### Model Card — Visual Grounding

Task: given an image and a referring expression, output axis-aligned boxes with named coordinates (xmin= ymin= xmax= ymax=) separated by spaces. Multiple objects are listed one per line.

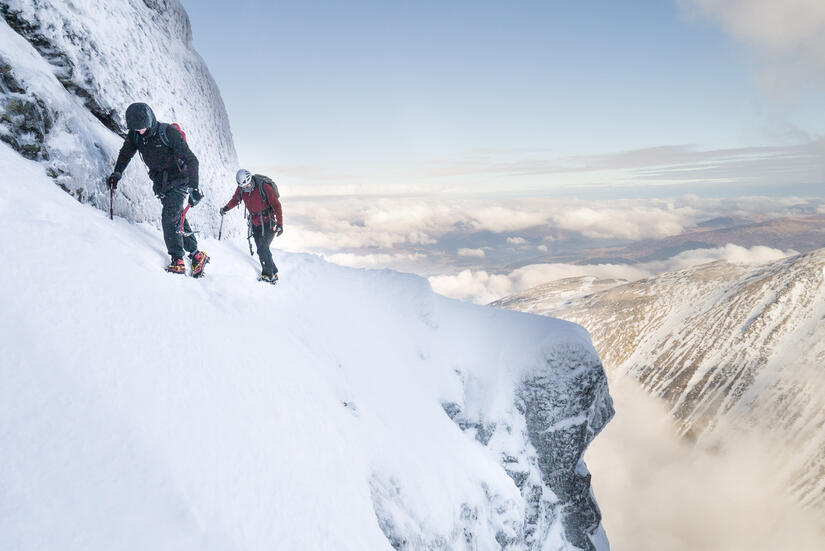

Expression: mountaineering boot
xmin=257 ymin=273 xmax=278 ymax=285
xmin=190 ymin=250 xmax=209 ymax=278
xmin=166 ymin=258 xmax=185 ymax=274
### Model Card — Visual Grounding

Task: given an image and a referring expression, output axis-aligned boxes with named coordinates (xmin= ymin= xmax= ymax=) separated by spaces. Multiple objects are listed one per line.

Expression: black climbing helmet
xmin=125 ymin=102 xmax=157 ymax=131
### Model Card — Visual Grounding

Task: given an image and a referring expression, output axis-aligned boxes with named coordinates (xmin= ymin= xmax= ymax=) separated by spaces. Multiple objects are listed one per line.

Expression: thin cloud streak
xmin=261 ymin=140 xmax=825 ymax=196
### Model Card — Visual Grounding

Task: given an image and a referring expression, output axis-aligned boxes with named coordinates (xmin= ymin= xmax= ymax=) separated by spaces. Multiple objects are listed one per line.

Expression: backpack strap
xmin=132 ymin=123 xmax=171 ymax=148
xmin=257 ymin=177 xmax=269 ymax=207
xmin=157 ymin=122 xmax=171 ymax=148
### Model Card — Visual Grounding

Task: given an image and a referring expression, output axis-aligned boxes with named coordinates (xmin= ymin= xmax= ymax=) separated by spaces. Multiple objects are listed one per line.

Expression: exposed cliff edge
xmin=495 ymin=250 xmax=825 ymax=509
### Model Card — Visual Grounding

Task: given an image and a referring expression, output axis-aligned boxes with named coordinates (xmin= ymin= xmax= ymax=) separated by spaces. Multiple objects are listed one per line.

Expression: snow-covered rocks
xmin=0 ymin=0 xmax=236 ymax=232
xmin=435 ymin=338 xmax=613 ymax=550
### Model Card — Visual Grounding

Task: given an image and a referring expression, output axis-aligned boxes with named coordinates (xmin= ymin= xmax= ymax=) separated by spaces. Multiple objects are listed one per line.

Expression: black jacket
xmin=114 ymin=124 xmax=199 ymax=193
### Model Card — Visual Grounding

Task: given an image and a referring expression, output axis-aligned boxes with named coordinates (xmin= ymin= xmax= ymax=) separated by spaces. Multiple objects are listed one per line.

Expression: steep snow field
xmin=0 ymin=145 xmax=610 ymax=550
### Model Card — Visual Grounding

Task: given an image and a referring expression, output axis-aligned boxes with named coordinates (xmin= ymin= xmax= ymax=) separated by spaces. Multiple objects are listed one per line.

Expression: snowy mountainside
xmin=0 ymin=145 xmax=613 ymax=550
xmin=494 ymin=252 xmax=825 ymax=507
xmin=0 ymin=0 xmax=236 ymax=233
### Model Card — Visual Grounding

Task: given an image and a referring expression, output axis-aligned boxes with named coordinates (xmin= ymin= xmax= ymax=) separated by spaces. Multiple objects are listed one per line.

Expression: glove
xmin=107 ymin=171 xmax=121 ymax=190
xmin=188 ymin=187 xmax=203 ymax=207
xmin=219 ymin=206 xmax=227 ymax=216
xmin=274 ymin=224 xmax=283 ymax=237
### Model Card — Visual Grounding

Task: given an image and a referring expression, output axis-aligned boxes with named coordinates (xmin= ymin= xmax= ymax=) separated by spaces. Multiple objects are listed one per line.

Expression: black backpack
xmin=254 ymin=174 xmax=279 ymax=199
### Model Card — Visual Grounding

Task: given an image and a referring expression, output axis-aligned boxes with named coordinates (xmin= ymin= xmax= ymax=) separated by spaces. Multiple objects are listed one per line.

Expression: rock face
xmin=0 ymin=0 xmax=237 ymax=233
xmin=515 ymin=342 xmax=613 ymax=550
xmin=495 ymin=249 xmax=825 ymax=508
xmin=422 ymin=308 xmax=614 ymax=551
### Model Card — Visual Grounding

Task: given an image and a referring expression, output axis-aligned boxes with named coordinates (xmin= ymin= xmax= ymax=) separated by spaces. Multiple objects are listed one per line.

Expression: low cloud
xmin=587 ymin=377 xmax=825 ymax=551
xmin=284 ymin=197 xmax=556 ymax=254
xmin=284 ymin=195 xmax=781 ymax=256
xmin=427 ymin=270 xmax=514 ymax=305
xmin=637 ymin=244 xmax=798 ymax=277
xmin=276 ymin=192 xmax=818 ymax=304
xmin=323 ymin=252 xmax=425 ymax=268
xmin=552 ymin=204 xmax=694 ymax=240
xmin=674 ymin=243 xmax=796 ymax=266
xmin=430 ymin=244 xmax=796 ymax=304
xmin=429 ymin=263 xmax=651 ymax=305
xmin=464 ymin=205 xmax=548 ymax=233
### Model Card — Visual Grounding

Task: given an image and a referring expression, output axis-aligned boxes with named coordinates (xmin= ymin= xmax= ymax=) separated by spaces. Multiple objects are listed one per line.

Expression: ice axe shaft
xmin=177 ymin=204 xmax=199 ymax=237
xmin=109 ymin=184 xmax=113 ymax=220
xmin=247 ymin=219 xmax=254 ymax=256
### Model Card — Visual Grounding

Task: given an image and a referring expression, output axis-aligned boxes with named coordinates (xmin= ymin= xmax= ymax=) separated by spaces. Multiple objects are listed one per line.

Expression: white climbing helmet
xmin=236 ymin=169 xmax=253 ymax=191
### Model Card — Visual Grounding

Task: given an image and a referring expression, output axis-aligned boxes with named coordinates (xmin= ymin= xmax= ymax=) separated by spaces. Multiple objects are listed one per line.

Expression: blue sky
xmin=180 ymin=0 xmax=825 ymax=195
xmin=179 ymin=1 xmax=825 ymax=302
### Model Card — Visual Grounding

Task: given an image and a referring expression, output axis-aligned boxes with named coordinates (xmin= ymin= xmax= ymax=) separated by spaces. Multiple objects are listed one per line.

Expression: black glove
xmin=107 ymin=171 xmax=121 ymax=190
xmin=275 ymin=224 xmax=283 ymax=237
xmin=219 ymin=206 xmax=227 ymax=216
xmin=188 ymin=187 xmax=203 ymax=207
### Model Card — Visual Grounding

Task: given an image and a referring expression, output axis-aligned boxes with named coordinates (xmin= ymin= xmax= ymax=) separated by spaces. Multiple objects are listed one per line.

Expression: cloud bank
xmin=587 ymin=377 xmax=825 ymax=551
xmin=280 ymin=194 xmax=817 ymax=264
xmin=272 ymin=192 xmax=820 ymax=304
xmin=429 ymin=244 xmax=798 ymax=304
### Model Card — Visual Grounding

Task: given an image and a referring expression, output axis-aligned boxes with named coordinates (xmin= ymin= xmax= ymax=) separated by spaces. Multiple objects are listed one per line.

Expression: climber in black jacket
xmin=108 ymin=102 xmax=208 ymax=276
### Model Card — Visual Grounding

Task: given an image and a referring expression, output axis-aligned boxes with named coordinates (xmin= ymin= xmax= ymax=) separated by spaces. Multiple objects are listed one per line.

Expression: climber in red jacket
xmin=220 ymin=169 xmax=283 ymax=284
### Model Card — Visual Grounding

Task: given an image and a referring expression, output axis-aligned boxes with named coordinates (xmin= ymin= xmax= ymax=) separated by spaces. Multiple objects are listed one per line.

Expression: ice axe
xmin=177 ymin=204 xmax=199 ymax=237
xmin=218 ymin=211 xmax=224 ymax=240
xmin=109 ymin=182 xmax=113 ymax=220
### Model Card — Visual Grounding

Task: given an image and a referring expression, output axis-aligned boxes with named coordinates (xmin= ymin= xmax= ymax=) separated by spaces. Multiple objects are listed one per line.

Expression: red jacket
xmin=224 ymin=179 xmax=283 ymax=227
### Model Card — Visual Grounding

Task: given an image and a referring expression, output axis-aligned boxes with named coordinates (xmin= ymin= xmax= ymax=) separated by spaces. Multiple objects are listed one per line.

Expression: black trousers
xmin=160 ymin=185 xmax=197 ymax=260
xmin=252 ymin=223 xmax=278 ymax=276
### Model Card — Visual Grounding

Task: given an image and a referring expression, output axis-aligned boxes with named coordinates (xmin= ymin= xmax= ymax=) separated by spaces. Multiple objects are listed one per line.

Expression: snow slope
xmin=0 ymin=144 xmax=613 ymax=550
